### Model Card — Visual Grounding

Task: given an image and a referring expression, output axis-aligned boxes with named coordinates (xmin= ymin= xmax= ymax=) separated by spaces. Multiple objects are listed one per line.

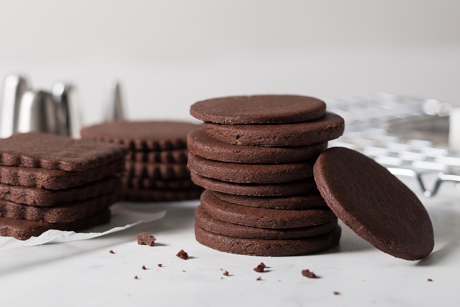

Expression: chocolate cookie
xmin=191 ymin=172 xmax=318 ymax=197
xmin=195 ymin=224 xmax=341 ymax=256
xmin=126 ymin=149 xmax=188 ymax=164
xmin=190 ymin=95 xmax=326 ymax=124
xmin=125 ymin=161 xmax=190 ymax=180
xmin=203 ymin=112 xmax=344 ymax=147
xmin=313 ymin=147 xmax=434 ymax=260
xmin=0 ymin=177 xmax=122 ymax=206
xmin=0 ymin=132 xmax=128 ymax=171
xmin=212 ymin=191 xmax=327 ymax=210
xmin=187 ymin=129 xmax=327 ymax=164
xmin=200 ymin=190 xmax=336 ymax=229
xmin=195 ymin=205 xmax=338 ymax=240
xmin=188 ymin=153 xmax=314 ymax=184
xmin=123 ymin=187 xmax=203 ymax=202
xmin=0 ymin=160 xmax=125 ymax=190
xmin=80 ymin=121 xmax=200 ymax=151
xmin=123 ymin=176 xmax=196 ymax=190
xmin=0 ymin=193 xmax=121 ymax=223
xmin=0 ymin=209 xmax=111 ymax=240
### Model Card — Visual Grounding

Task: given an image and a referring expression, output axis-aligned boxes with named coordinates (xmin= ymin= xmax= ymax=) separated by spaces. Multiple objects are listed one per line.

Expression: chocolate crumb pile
xmin=254 ymin=262 xmax=266 ymax=272
xmin=142 ymin=265 xmax=146 ymax=270
xmin=223 ymin=271 xmax=229 ymax=276
xmin=109 ymin=250 xmax=115 ymax=254
xmin=301 ymin=269 xmax=316 ymax=278
xmin=136 ymin=232 xmax=156 ymax=246
xmin=158 ymin=264 xmax=163 ymax=267
xmin=176 ymin=249 xmax=189 ymax=260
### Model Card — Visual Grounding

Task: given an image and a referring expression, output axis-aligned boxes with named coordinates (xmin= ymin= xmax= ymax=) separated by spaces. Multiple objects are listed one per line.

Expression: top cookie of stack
xmin=188 ymin=95 xmax=345 ymax=256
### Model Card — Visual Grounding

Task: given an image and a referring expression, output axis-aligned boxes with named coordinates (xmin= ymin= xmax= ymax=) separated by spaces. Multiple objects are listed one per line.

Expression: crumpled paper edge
xmin=0 ymin=202 xmax=166 ymax=251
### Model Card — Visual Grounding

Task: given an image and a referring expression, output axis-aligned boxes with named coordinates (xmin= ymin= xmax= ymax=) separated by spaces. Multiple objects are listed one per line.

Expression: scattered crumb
xmin=221 ymin=277 xmax=223 ymax=280
xmin=428 ymin=279 xmax=433 ymax=282
xmin=220 ymin=268 xmax=223 ymax=271
xmin=333 ymin=291 xmax=340 ymax=295
xmin=158 ymin=264 xmax=163 ymax=267
xmin=134 ymin=276 xmax=138 ymax=280
xmin=109 ymin=250 xmax=115 ymax=254
xmin=142 ymin=265 xmax=146 ymax=270
xmin=177 ymin=249 xmax=189 ymax=260
xmin=183 ymin=270 xmax=186 ymax=272
xmin=256 ymin=277 xmax=262 ymax=281
xmin=254 ymin=262 xmax=266 ymax=272
xmin=301 ymin=269 xmax=316 ymax=278
xmin=136 ymin=232 xmax=156 ymax=246
xmin=223 ymin=271 xmax=229 ymax=276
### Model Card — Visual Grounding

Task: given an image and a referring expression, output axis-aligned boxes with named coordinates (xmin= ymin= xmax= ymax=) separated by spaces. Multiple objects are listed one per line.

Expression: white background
xmin=0 ymin=0 xmax=459 ymax=124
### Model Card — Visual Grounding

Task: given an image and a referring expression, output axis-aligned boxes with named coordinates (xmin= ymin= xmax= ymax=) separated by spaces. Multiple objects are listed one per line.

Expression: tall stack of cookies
xmin=188 ymin=95 xmax=345 ymax=256
xmin=81 ymin=121 xmax=203 ymax=202
xmin=0 ymin=132 xmax=128 ymax=240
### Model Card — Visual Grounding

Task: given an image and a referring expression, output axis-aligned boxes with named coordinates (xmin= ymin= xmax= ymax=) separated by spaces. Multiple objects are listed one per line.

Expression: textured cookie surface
xmin=126 ymin=149 xmax=188 ymax=164
xmin=195 ymin=224 xmax=341 ymax=256
xmin=0 ymin=177 xmax=122 ymax=206
xmin=125 ymin=161 xmax=190 ymax=180
xmin=0 ymin=160 xmax=125 ymax=190
xmin=195 ymin=205 xmax=338 ymax=240
xmin=0 ymin=193 xmax=121 ymax=223
xmin=212 ymin=191 xmax=327 ymax=210
xmin=188 ymin=153 xmax=314 ymax=184
xmin=0 ymin=209 xmax=111 ymax=240
xmin=80 ymin=121 xmax=200 ymax=151
xmin=123 ymin=176 xmax=197 ymax=190
xmin=204 ymin=112 xmax=344 ymax=147
xmin=123 ymin=187 xmax=203 ymax=202
xmin=313 ymin=147 xmax=434 ymax=260
xmin=200 ymin=190 xmax=336 ymax=229
xmin=188 ymin=129 xmax=326 ymax=164
xmin=190 ymin=95 xmax=326 ymax=124
xmin=191 ymin=172 xmax=318 ymax=197
xmin=0 ymin=132 xmax=128 ymax=171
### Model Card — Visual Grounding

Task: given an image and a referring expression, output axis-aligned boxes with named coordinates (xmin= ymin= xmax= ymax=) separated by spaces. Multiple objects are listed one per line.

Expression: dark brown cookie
xmin=212 ymin=191 xmax=327 ymax=210
xmin=126 ymin=149 xmax=188 ymax=164
xmin=195 ymin=224 xmax=341 ymax=256
xmin=125 ymin=161 xmax=190 ymax=180
xmin=0 ymin=160 xmax=125 ymax=190
xmin=0 ymin=193 xmax=121 ymax=223
xmin=123 ymin=187 xmax=203 ymax=202
xmin=0 ymin=209 xmax=111 ymax=240
xmin=0 ymin=177 xmax=122 ymax=207
xmin=191 ymin=172 xmax=318 ymax=197
xmin=204 ymin=112 xmax=344 ymax=147
xmin=200 ymin=190 xmax=336 ymax=229
xmin=188 ymin=153 xmax=314 ymax=184
xmin=0 ymin=132 xmax=128 ymax=171
xmin=123 ymin=176 xmax=197 ymax=190
xmin=313 ymin=147 xmax=434 ymax=260
xmin=195 ymin=205 xmax=338 ymax=240
xmin=190 ymin=95 xmax=326 ymax=124
xmin=187 ymin=129 xmax=327 ymax=164
xmin=80 ymin=121 xmax=200 ymax=151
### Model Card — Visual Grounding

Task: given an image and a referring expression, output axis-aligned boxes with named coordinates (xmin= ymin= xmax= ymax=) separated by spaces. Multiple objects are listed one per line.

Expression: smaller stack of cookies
xmin=81 ymin=121 xmax=203 ymax=202
xmin=188 ymin=95 xmax=345 ymax=256
xmin=0 ymin=132 xmax=128 ymax=240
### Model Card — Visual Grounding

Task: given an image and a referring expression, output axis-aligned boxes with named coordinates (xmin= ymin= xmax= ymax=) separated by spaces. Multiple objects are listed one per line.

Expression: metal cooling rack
xmin=325 ymin=93 xmax=460 ymax=197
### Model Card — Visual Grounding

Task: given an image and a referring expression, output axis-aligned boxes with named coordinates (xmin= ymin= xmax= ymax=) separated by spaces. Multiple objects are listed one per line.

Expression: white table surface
xmin=0 ymin=176 xmax=458 ymax=307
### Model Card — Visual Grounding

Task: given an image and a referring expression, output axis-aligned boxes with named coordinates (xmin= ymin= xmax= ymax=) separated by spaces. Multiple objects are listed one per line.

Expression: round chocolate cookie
xmin=212 ymin=191 xmax=327 ymax=210
xmin=195 ymin=224 xmax=341 ymax=256
xmin=187 ymin=129 xmax=327 ymax=164
xmin=313 ymin=147 xmax=434 ymax=260
xmin=125 ymin=161 xmax=190 ymax=180
xmin=203 ymin=112 xmax=344 ymax=147
xmin=188 ymin=153 xmax=314 ymax=184
xmin=191 ymin=172 xmax=318 ymax=197
xmin=190 ymin=95 xmax=326 ymax=125
xmin=80 ymin=121 xmax=200 ymax=151
xmin=195 ymin=205 xmax=338 ymax=240
xmin=200 ymin=190 xmax=336 ymax=229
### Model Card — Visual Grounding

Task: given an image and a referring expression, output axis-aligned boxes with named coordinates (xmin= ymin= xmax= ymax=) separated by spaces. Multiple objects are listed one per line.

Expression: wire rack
xmin=326 ymin=93 xmax=460 ymax=197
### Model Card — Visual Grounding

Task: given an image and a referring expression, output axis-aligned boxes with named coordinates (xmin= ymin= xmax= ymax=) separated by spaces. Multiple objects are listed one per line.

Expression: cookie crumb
xmin=221 ymin=277 xmax=224 ymax=280
xmin=176 ymin=249 xmax=189 ymax=260
xmin=183 ymin=270 xmax=186 ymax=272
xmin=134 ymin=276 xmax=138 ymax=279
xmin=428 ymin=279 xmax=433 ymax=282
xmin=333 ymin=291 xmax=340 ymax=295
xmin=256 ymin=277 xmax=262 ymax=281
xmin=158 ymin=264 xmax=163 ymax=267
xmin=136 ymin=232 xmax=156 ymax=246
xmin=253 ymin=262 xmax=266 ymax=272
xmin=142 ymin=265 xmax=146 ymax=270
xmin=109 ymin=250 xmax=115 ymax=254
xmin=223 ymin=271 xmax=229 ymax=276
xmin=301 ymin=269 xmax=316 ymax=278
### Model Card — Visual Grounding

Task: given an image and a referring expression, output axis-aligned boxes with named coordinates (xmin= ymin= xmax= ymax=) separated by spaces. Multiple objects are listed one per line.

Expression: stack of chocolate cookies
xmin=188 ymin=95 xmax=345 ymax=256
xmin=81 ymin=121 xmax=203 ymax=202
xmin=0 ymin=132 xmax=128 ymax=240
